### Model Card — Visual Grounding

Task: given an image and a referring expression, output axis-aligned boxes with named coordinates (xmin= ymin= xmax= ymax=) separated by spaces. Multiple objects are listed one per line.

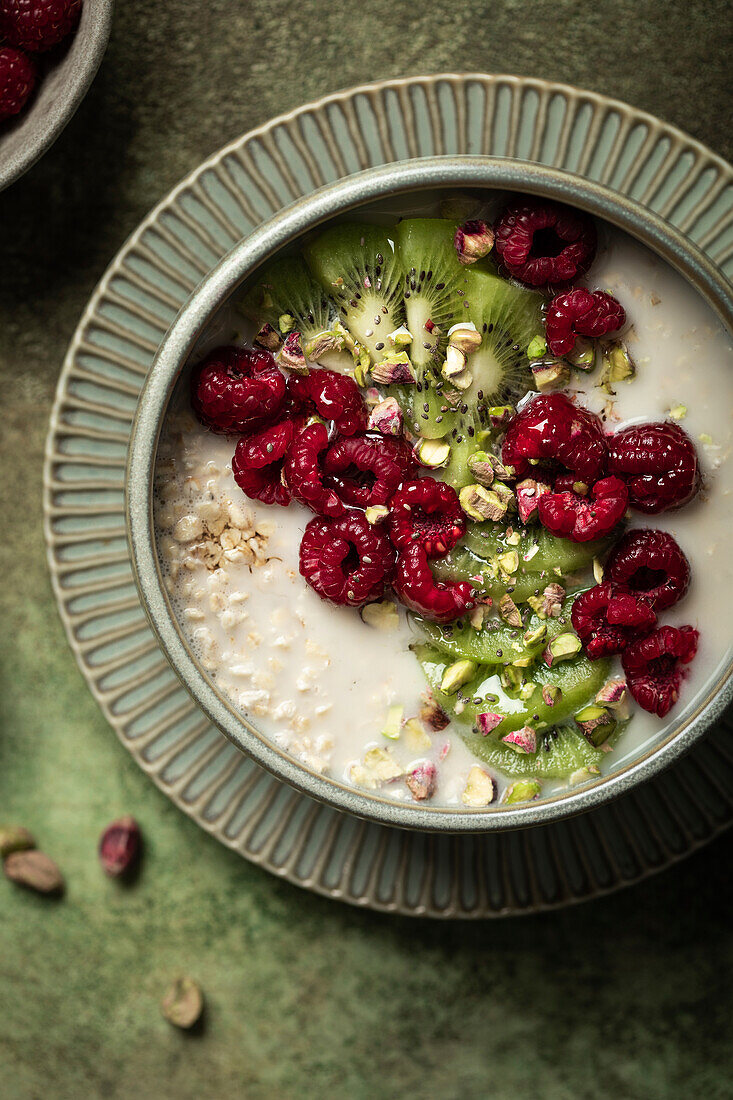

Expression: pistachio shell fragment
xmin=0 ymin=824 xmax=36 ymax=858
xmin=440 ymin=659 xmax=478 ymax=695
xmin=4 ymin=850 xmax=64 ymax=895
xmin=462 ymin=766 xmax=497 ymax=807
xmin=161 ymin=978 xmax=204 ymax=1030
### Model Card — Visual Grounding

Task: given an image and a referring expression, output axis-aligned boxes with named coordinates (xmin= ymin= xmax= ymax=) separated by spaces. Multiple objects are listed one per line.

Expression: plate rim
xmin=44 ymin=73 xmax=733 ymax=916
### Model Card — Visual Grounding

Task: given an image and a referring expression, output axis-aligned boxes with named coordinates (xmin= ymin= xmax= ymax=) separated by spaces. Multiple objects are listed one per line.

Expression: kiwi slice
xmin=303 ymin=223 xmax=405 ymax=361
xmin=415 ymin=642 xmax=610 ymax=742
xmin=463 ymin=723 xmax=616 ymax=779
xmin=239 ymin=256 xmax=353 ymax=372
xmin=389 ymin=219 xmax=465 ymax=437
xmin=415 ymin=603 xmax=570 ymax=665
xmin=463 ymin=268 xmax=544 ymax=404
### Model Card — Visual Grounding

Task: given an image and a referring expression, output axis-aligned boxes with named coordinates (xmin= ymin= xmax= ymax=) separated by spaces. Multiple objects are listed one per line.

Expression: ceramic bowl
xmin=0 ymin=0 xmax=113 ymax=192
xmin=127 ymin=156 xmax=733 ymax=832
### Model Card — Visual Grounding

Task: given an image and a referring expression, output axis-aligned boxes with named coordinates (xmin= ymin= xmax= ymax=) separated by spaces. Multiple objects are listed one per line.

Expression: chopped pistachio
xmin=406 ymin=761 xmax=437 ymax=802
xmin=254 ymin=322 xmax=281 ymax=351
xmin=497 ymin=549 xmax=519 ymax=575
xmin=459 ymin=484 xmax=503 ymax=522
xmin=362 ymin=747 xmax=404 ymax=783
xmin=498 ymin=594 xmax=522 ymax=628
xmin=592 ymin=557 xmax=604 ymax=584
xmin=505 ymin=529 xmax=521 ymax=546
xmin=574 ymin=704 xmax=617 ymax=747
xmin=503 ymin=778 xmax=542 ymax=804
xmin=516 ymin=477 xmax=551 ymax=524
xmin=595 ymin=679 xmax=630 ymax=719
xmin=441 ymin=659 xmax=477 ymax=695
xmin=277 ymin=331 xmax=308 ymax=374
xmin=278 ymin=312 xmax=295 ymax=334
xmin=447 ymin=322 xmax=482 ymax=354
xmin=669 ymin=404 xmax=687 ymax=421
xmin=527 ymin=335 xmax=547 ymax=360
xmin=600 ymin=340 xmax=635 ymax=390
xmin=420 ymin=695 xmax=450 ymax=731
xmin=541 ymin=684 xmax=561 ymax=707
xmin=523 ymin=622 xmax=547 ymax=647
xmin=161 ymin=978 xmax=204 ymax=1030
xmin=699 ymin=432 xmax=713 ymax=445
xmin=404 ymin=719 xmax=432 ymax=751
xmin=450 ymin=366 xmax=473 ymax=390
xmin=518 ymin=681 xmax=537 ymax=700
xmin=565 ymin=336 xmax=595 ymax=371
xmin=371 ymin=350 xmax=416 ymax=385
xmin=368 ymin=396 xmax=403 ymax=436
xmin=500 ymin=726 xmax=537 ymax=754
xmin=469 ymin=605 xmax=487 ymax=630
xmin=476 ymin=712 xmax=504 ymax=735
xmin=569 ymin=764 xmax=601 ymax=786
xmin=365 ymin=504 xmax=389 ymax=525
xmin=454 ymin=220 xmax=495 ymax=265
xmin=501 ymin=666 xmax=524 ymax=692
xmin=466 ymin=450 xmax=495 ymax=487
xmin=488 ymin=405 xmax=513 ymax=428
xmin=462 ymin=766 xmax=496 ymax=807
xmin=543 ymin=632 xmax=581 ymax=666
xmin=442 ymin=343 xmax=467 ymax=377
xmin=360 ymin=600 xmax=399 ymax=631
xmin=531 ymin=359 xmax=570 ymax=391
xmin=416 ymin=437 xmax=451 ymax=468
xmin=387 ymin=325 xmax=413 ymax=347
xmin=305 ymin=327 xmax=346 ymax=361
xmin=381 ymin=704 xmax=404 ymax=740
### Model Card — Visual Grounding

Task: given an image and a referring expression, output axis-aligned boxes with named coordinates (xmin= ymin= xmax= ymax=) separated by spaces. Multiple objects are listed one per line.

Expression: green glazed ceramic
xmin=46 ymin=76 xmax=733 ymax=915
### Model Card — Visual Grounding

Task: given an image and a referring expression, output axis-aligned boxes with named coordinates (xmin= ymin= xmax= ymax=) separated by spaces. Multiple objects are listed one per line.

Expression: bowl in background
xmin=0 ymin=0 xmax=113 ymax=192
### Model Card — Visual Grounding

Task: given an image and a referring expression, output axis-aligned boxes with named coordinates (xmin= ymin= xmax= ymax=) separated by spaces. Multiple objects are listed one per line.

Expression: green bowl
xmin=127 ymin=156 xmax=733 ymax=832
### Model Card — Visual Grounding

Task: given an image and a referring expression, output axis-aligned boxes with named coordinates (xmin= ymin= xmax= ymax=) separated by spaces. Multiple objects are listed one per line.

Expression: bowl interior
xmin=0 ymin=0 xmax=113 ymax=192
xmin=129 ymin=158 xmax=733 ymax=832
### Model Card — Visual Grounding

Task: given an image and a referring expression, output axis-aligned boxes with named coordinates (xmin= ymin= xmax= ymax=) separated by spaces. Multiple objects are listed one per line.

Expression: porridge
xmin=154 ymin=195 xmax=733 ymax=808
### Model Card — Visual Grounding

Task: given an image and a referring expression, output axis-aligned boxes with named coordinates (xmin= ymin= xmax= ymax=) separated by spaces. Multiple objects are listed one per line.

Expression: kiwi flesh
xmin=304 ymin=223 xmax=405 ymax=362
xmin=239 ymin=256 xmax=353 ymax=372
xmin=415 ymin=603 xmax=571 ymax=665
xmin=463 ymin=268 xmax=544 ymax=405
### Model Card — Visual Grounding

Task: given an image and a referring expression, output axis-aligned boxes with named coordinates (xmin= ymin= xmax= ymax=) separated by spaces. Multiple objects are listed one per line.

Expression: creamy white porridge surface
xmin=154 ymin=228 xmax=733 ymax=807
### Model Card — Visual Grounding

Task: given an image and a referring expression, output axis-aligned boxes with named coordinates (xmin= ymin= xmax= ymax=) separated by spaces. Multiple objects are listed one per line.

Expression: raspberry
xmin=1 ymin=0 xmax=81 ymax=52
xmin=493 ymin=199 xmax=597 ymax=288
xmin=232 ymin=420 xmax=296 ymax=508
xmin=538 ymin=475 xmax=628 ymax=542
xmin=191 ymin=346 xmax=285 ymax=435
xmin=0 ymin=46 xmax=35 ymax=120
xmin=545 ymin=288 xmax=626 ymax=356
xmin=322 ymin=434 xmax=416 ymax=509
xmin=609 ymin=421 xmax=700 ymax=513
xmin=392 ymin=543 xmax=476 ymax=623
xmin=388 ymin=478 xmax=466 ymax=559
xmin=605 ymin=529 xmax=690 ymax=611
xmin=571 ymin=583 xmax=656 ymax=660
xmin=299 ymin=512 xmax=395 ymax=606
xmin=288 ymin=369 xmax=367 ymax=436
xmin=622 ymin=625 xmax=699 ymax=717
xmin=501 ymin=393 xmax=608 ymax=483
xmin=284 ymin=422 xmax=344 ymax=518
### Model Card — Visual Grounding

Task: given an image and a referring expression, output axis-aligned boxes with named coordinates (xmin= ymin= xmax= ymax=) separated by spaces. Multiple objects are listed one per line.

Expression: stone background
xmin=1 ymin=1 xmax=732 ymax=1096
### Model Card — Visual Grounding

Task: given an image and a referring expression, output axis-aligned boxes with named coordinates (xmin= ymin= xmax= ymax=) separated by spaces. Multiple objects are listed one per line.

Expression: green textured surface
xmin=1 ymin=1 xmax=732 ymax=1096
